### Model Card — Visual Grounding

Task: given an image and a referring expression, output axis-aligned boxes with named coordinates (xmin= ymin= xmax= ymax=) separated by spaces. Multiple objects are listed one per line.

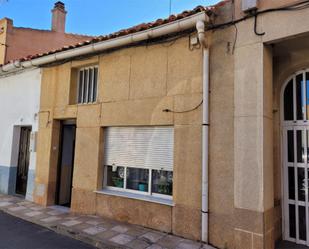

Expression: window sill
xmin=95 ymin=189 xmax=174 ymax=207
xmin=76 ymin=102 xmax=98 ymax=106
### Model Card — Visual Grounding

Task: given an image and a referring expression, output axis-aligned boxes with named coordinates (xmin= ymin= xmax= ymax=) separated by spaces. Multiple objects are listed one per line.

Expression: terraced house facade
xmin=3 ymin=0 xmax=309 ymax=248
xmin=34 ymin=10 xmax=206 ymax=241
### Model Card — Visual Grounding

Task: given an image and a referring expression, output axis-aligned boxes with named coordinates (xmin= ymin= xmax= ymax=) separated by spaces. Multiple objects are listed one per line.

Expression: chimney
xmin=51 ymin=1 xmax=67 ymax=33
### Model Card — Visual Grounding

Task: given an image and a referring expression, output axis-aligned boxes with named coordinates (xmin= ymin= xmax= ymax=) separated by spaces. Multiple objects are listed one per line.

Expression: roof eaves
xmin=0 ymin=1 xmax=229 ymax=71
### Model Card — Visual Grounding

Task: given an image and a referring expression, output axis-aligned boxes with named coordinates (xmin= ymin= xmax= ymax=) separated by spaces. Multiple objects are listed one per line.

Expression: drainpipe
xmin=196 ymin=20 xmax=209 ymax=243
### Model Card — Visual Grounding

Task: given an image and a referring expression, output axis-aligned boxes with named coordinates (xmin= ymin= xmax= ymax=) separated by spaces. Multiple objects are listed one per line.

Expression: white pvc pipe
xmin=202 ymin=48 xmax=209 ymax=243
xmin=0 ymin=12 xmax=208 ymax=74
xmin=196 ymin=20 xmax=209 ymax=243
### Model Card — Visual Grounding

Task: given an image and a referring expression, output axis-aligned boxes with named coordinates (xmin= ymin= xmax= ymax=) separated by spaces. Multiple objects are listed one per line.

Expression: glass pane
xmin=299 ymin=206 xmax=307 ymax=241
xmin=105 ymin=165 xmax=124 ymax=188
xmin=88 ymin=68 xmax=93 ymax=102
xmin=289 ymin=204 xmax=296 ymax=239
xmin=307 ymin=130 xmax=309 ymax=163
xmin=307 ymin=72 xmax=309 ymax=120
xmin=284 ymin=79 xmax=294 ymax=121
xmin=297 ymin=130 xmax=304 ymax=163
xmin=288 ymin=130 xmax=294 ymax=163
xmin=83 ymin=69 xmax=88 ymax=103
xmin=297 ymin=74 xmax=304 ymax=120
xmin=78 ymin=70 xmax=84 ymax=103
xmin=126 ymin=168 xmax=149 ymax=192
xmin=288 ymin=167 xmax=295 ymax=200
xmin=151 ymin=170 xmax=173 ymax=196
xmin=93 ymin=68 xmax=98 ymax=102
xmin=298 ymin=167 xmax=305 ymax=202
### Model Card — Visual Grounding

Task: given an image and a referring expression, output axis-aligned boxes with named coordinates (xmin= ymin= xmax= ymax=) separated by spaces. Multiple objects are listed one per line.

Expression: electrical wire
xmin=254 ymin=14 xmax=265 ymax=36
xmin=232 ymin=23 xmax=238 ymax=53
xmin=41 ymin=29 xmax=196 ymax=68
xmin=162 ymin=100 xmax=203 ymax=113
xmin=231 ymin=0 xmax=237 ymax=54
xmin=42 ymin=0 xmax=309 ymax=68
xmin=207 ymin=0 xmax=309 ymax=33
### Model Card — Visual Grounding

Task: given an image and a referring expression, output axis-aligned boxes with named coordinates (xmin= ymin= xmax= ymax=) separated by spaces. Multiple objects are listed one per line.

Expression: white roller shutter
xmin=104 ymin=126 xmax=174 ymax=171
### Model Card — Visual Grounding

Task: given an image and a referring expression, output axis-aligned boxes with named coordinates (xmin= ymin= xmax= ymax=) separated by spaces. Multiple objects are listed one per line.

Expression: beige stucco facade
xmin=30 ymin=1 xmax=309 ymax=248
xmin=211 ymin=1 xmax=309 ymax=248
xmin=34 ymin=37 xmax=204 ymax=240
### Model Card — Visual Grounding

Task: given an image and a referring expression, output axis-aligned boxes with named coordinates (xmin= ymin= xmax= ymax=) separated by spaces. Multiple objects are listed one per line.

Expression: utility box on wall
xmin=242 ymin=0 xmax=258 ymax=12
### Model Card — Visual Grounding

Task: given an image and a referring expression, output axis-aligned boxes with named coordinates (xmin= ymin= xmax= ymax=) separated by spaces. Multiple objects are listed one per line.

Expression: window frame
xmin=77 ymin=65 xmax=98 ymax=104
xmin=103 ymin=165 xmax=173 ymax=200
xmin=102 ymin=126 xmax=174 ymax=200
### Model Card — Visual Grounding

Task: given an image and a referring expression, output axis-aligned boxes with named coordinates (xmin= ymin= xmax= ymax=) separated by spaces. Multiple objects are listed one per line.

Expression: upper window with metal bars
xmin=77 ymin=66 xmax=98 ymax=104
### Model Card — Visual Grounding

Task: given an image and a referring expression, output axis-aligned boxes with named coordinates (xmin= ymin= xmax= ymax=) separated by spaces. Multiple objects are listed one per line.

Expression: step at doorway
xmin=276 ymin=240 xmax=309 ymax=249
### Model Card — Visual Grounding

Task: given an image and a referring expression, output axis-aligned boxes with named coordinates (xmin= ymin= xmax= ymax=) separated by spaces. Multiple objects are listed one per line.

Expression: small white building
xmin=0 ymin=68 xmax=40 ymax=200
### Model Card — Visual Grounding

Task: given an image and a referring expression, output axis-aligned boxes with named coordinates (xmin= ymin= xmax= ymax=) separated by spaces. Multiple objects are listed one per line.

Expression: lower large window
xmin=103 ymin=126 xmax=174 ymax=198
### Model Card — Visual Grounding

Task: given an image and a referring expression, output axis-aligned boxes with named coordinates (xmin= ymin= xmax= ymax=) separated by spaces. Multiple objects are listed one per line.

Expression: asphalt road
xmin=0 ymin=211 xmax=96 ymax=249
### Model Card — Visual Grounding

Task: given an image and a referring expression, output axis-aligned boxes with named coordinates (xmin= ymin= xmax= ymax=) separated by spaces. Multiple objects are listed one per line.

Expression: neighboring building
xmin=0 ymin=1 xmax=93 ymax=64
xmin=0 ymin=1 xmax=93 ymax=201
xmin=0 ymin=68 xmax=40 ymax=201
xmin=2 ymin=0 xmax=309 ymax=248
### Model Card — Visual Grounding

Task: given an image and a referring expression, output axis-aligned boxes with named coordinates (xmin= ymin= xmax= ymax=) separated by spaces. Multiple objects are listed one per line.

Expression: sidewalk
xmin=0 ymin=194 xmax=216 ymax=249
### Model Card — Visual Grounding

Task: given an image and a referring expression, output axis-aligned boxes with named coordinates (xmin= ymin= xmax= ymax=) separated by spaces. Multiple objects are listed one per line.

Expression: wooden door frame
xmin=55 ymin=120 xmax=76 ymax=207
xmin=15 ymin=126 xmax=32 ymax=196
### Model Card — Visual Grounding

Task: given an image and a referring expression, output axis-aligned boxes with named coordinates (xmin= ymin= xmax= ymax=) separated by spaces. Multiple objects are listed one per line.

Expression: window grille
xmin=77 ymin=66 xmax=98 ymax=104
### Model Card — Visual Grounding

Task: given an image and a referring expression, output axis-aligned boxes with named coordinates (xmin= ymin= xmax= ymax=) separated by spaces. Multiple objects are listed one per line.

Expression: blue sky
xmin=0 ymin=0 xmax=219 ymax=36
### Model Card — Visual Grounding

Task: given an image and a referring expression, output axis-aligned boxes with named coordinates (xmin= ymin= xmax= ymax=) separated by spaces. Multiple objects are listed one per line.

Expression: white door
xmin=282 ymin=70 xmax=309 ymax=246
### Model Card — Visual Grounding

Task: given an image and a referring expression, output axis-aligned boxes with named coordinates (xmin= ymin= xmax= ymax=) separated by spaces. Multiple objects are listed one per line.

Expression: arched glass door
xmin=282 ymin=70 xmax=309 ymax=246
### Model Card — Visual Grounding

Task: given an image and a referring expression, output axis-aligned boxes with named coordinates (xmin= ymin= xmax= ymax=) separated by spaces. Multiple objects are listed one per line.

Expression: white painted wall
xmin=0 ymin=68 xmax=41 ymax=200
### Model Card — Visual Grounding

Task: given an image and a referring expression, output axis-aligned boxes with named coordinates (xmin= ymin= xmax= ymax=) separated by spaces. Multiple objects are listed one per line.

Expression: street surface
xmin=0 ymin=211 xmax=95 ymax=249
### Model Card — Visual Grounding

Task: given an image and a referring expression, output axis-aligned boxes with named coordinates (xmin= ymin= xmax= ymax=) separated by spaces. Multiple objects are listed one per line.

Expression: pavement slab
xmin=0 ymin=201 xmax=13 ymax=207
xmin=83 ymin=226 xmax=107 ymax=235
xmin=176 ymin=240 xmax=203 ymax=249
xmin=0 ymin=194 xmax=216 ymax=249
xmin=47 ymin=210 xmax=66 ymax=215
xmin=86 ymin=220 xmax=101 ymax=226
xmin=127 ymin=238 xmax=151 ymax=249
xmin=157 ymin=235 xmax=184 ymax=248
xmin=41 ymin=216 xmax=62 ymax=223
xmin=30 ymin=206 xmax=46 ymax=211
xmin=109 ymin=233 xmax=135 ymax=245
xmin=8 ymin=206 xmax=27 ymax=212
xmin=97 ymin=229 xmax=120 ymax=240
xmin=146 ymin=245 xmax=167 ymax=249
xmin=141 ymin=231 xmax=166 ymax=243
xmin=112 ymin=224 xmax=129 ymax=233
xmin=24 ymin=211 xmax=43 ymax=217
xmin=61 ymin=219 xmax=83 ymax=227
xmin=125 ymin=227 xmax=148 ymax=237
